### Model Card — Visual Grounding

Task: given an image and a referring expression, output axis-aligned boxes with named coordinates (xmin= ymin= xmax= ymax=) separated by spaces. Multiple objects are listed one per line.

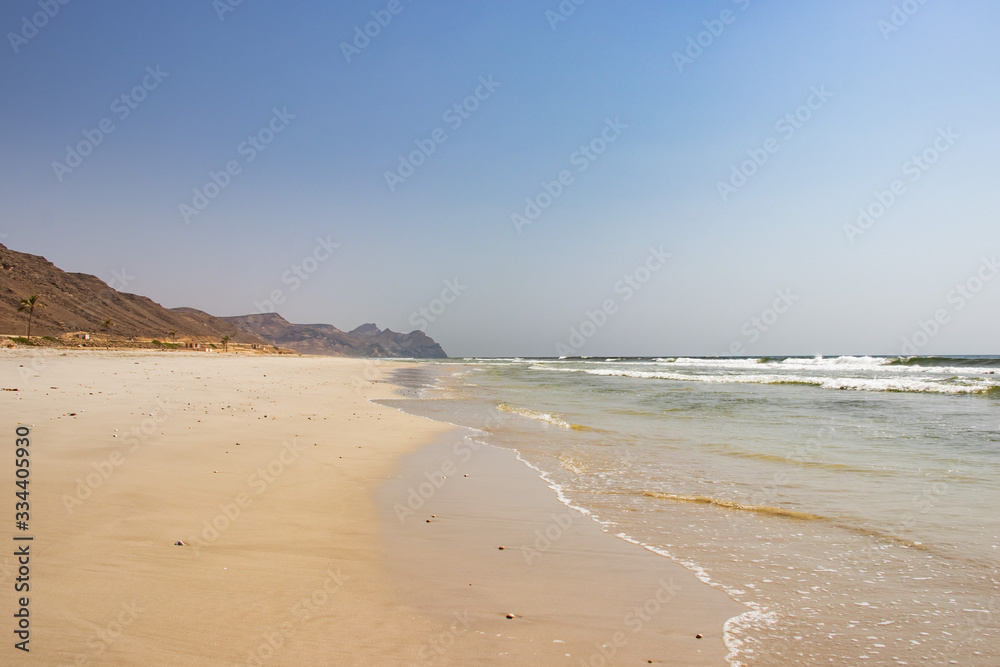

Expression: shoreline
xmin=383 ymin=357 xmax=1000 ymax=665
xmin=376 ymin=385 xmax=747 ymax=665
xmin=2 ymin=350 xmax=746 ymax=665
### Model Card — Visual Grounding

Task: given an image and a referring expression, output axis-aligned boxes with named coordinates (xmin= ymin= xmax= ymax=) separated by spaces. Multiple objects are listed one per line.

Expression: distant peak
xmin=222 ymin=311 xmax=292 ymax=325
xmin=350 ymin=323 xmax=381 ymax=336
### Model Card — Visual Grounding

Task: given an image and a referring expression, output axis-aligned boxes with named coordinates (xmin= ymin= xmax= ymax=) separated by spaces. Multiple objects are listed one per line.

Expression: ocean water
xmin=385 ymin=356 xmax=1000 ymax=666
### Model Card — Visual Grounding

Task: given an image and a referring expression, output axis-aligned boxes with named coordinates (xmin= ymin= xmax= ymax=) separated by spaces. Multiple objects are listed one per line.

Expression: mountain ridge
xmin=0 ymin=242 xmax=447 ymax=357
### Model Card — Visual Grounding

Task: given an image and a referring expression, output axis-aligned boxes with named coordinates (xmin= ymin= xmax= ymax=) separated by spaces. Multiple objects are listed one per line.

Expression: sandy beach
xmin=378 ymin=430 xmax=745 ymax=665
xmin=0 ymin=350 xmax=740 ymax=665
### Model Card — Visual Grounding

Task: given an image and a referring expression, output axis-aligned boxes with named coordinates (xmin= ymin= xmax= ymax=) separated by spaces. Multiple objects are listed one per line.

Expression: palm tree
xmin=221 ymin=335 xmax=231 ymax=352
xmin=101 ymin=319 xmax=113 ymax=350
xmin=168 ymin=329 xmax=176 ymax=341
xmin=16 ymin=295 xmax=43 ymax=341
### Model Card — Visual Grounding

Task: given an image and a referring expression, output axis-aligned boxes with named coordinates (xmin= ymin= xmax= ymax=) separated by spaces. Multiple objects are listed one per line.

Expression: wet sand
xmin=377 ymin=428 xmax=746 ymax=665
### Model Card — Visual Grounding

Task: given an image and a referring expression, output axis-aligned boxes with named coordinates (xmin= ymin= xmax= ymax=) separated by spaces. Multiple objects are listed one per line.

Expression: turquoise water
xmin=389 ymin=356 xmax=1000 ymax=666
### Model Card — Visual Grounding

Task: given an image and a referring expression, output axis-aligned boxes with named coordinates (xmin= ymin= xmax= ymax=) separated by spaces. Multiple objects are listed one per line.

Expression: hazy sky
xmin=2 ymin=1 xmax=998 ymax=357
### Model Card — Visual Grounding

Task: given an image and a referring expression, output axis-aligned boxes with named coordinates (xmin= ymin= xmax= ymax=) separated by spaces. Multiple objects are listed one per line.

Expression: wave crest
xmin=496 ymin=403 xmax=593 ymax=430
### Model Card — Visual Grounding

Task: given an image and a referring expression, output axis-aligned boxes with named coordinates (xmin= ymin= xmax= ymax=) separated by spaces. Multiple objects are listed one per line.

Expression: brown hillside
xmin=0 ymin=243 xmax=265 ymax=343
xmin=0 ymin=243 xmax=448 ymax=357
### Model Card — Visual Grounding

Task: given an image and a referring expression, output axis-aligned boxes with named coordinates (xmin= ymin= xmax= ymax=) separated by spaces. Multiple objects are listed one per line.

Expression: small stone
xmin=498 ymin=546 xmax=505 ymax=550
xmin=174 ymin=541 xmax=185 ymax=546
xmin=695 ymin=634 xmax=703 ymax=639
xmin=426 ymin=519 xmax=432 ymax=523
xmin=506 ymin=613 xmax=515 ymax=619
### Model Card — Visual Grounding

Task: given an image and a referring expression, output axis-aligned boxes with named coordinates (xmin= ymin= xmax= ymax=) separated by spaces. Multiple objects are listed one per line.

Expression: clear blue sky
xmin=2 ymin=0 xmax=998 ymax=357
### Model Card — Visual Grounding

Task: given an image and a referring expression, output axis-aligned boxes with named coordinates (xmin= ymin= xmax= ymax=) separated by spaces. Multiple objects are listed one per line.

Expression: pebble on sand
xmin=506 ymin=614 xmax=515 ymax=619
xmin=695 ymin=634 xmax=703 ymax=639
xmin=174 ymin=541 xmax=185 ymax=546
xmin=498 ymin=546 xmax=505 ymax=550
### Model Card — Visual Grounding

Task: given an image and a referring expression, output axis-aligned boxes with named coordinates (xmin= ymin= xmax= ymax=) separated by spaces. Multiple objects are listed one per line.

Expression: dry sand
xmin=0 ymin=350 xmax=743 ymax=665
